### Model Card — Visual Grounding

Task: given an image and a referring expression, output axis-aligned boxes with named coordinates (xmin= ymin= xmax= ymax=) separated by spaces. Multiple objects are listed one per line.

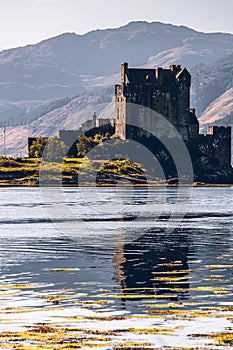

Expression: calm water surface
xmin=0 ymin=187 xmax=232 ymax=349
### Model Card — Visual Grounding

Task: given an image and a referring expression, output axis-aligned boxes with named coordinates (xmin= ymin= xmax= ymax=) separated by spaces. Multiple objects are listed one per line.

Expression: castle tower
xmin=92 ymin=111 xmax=97 ymax=128
xmin=189 ymin=109 xmax=199 ymax=138
xmin=115 ymin=64 xmax=128 ymax=139
xmin=115 ymin=62 xmax=195 ymax=142
xmin=175 ymin=68 xmax=191 ymax=141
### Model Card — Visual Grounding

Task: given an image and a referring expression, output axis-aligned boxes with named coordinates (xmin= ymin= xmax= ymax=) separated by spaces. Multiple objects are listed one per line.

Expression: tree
xmin=77 ymin=134 xmax=100 ymax=157
xmin=77 ymin=133 xmax=117 ymax=158
xmin=29 ymin=137 xmax=48 ymax=158
xmin=94 ymin=133 xmax=102 ymax=143
xmin=43 ymin=136 xmax=67 ymax=161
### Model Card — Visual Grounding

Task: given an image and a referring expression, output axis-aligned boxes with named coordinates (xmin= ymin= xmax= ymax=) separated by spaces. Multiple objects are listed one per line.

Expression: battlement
xmin=207 ymin=126 xmax=231 ymax=137
xmin=120 ymin=62 xmax=191 ymax=91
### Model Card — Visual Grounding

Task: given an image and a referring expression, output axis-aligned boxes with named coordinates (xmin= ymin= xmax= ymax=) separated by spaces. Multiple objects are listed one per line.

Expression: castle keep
xmin=115 ymin=62 xmax=231 ymax=168
xmin=115 ymin=62 xmax=199 ymax=141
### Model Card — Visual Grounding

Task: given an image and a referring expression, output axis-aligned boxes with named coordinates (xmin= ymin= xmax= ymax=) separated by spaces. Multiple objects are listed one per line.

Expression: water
xmin=0 ymin=187 xmax=232 ymax=349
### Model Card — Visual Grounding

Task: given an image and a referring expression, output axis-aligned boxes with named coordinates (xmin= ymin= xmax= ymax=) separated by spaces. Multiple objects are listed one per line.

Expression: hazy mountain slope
xmin=0 ymin=21 xmax=233 ymax=102
xmin=191 ymin=52 xmax=233 ymax=115
xmin=145 ymin=32 xmax=233 ymax=69
xmin=198 ymin=88 xmax=233 ymax=130
xmin=1 ymin=88 xmax=113 ymax=156
xmin=0 ymin=97 xmax=72 ymax=126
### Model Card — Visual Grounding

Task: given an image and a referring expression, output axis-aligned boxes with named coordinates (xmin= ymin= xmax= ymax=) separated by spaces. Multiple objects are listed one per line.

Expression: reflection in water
xmin=114 ymin=229 xmax=190 ymax=300
xmin=0 ymin=187 xmax=232 ymax=349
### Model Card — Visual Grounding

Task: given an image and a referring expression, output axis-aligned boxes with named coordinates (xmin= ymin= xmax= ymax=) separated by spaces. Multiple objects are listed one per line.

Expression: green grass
xmin=0 ymin=157 xmax=147 ymax=186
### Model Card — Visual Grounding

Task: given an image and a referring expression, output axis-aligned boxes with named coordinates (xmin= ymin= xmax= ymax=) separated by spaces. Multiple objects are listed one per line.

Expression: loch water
xmin=0 ymin=186 xmax=232 ymax=349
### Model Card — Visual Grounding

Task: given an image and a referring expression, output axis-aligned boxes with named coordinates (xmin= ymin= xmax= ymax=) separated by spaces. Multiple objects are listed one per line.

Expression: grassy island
xmin=0 ymin=156 xmax=232 ymax=187
xmin=0 ymin=157 xmax=149 ymax=187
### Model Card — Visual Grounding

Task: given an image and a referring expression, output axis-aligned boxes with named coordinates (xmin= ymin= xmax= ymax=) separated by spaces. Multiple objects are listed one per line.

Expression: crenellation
xmin=207 ymin=126 xmax=231 ymax=137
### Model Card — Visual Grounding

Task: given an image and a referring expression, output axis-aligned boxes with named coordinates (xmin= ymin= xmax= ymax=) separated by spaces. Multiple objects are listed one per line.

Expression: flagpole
xmin=3 ymin=124 xmax=6 ymax=157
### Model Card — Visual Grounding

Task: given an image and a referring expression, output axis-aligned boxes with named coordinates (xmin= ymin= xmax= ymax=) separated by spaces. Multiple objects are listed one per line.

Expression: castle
xmin=115 ymin=62 xmax=231 ymax=168
xmin=28 ymin=62 xmax=232 ymax=175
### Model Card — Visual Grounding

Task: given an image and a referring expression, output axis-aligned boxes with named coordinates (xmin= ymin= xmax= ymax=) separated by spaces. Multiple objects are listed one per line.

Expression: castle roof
xmin=176 ymin=67 xmax=191 ymax=80
xmin=125 ymin=68 xmax=159 ymax=85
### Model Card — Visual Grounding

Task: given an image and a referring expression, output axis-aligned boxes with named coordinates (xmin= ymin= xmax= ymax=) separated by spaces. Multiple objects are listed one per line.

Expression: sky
xmin=0 ymin=0 xmax=232 ymax=51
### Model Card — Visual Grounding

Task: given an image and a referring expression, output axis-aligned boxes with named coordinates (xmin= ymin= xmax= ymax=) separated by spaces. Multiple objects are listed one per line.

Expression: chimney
xmin=170 ymin=64 xmax=182 ymax=74
xmin=121 ymin=62 xmax=128 ymax=84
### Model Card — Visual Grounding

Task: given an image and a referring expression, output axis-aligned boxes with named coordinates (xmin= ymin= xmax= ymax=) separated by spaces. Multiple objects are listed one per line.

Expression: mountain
xmin=198 ymin=88 xmax=233 ymax=130
xmin=0 ymin=21 xmax=233 ymax=104
xmin=0 ymin=21 xmax=232 ymax=156
xmin=3 ymin=88 xmax=114 ymax=156
xmin=190 ymin=52 xmax=233 ymax=115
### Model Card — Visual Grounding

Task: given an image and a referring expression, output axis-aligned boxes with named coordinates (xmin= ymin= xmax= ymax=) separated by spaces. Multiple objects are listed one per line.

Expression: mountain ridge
xmin=0 ymin=21 xmax=232 ymax=156
xmin=0 ymin=20 xmax=232 ymax=103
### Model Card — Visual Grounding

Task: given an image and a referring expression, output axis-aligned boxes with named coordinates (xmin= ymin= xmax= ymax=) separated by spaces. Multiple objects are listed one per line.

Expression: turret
xmin=92 ymin=112 xmax=97 ymax=127
xmin=189 ymin=108 xmax=199 ymax=138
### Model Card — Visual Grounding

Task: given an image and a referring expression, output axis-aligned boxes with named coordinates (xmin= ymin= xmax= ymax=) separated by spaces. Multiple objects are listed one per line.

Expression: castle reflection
xmin=113 ymin=229 xmax=190 ymax=300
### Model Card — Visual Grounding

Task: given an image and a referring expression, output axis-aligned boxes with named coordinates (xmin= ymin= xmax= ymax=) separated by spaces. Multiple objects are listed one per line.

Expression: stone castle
xmin=115 ymin=62 xmax=231 ymax=168
xmin=28 ymin=62 xmax=232 ymax=173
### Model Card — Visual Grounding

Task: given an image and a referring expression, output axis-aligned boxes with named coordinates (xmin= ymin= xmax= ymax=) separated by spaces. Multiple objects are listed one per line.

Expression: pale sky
xmin=0 ymin=0 xmax=232 ymax=51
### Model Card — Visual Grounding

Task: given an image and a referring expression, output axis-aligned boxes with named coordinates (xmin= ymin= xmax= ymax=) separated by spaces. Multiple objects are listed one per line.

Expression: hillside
xmin=191 ymin=52 xmax=233 ymax=116
xmin=0 ymin=21 xmax=233 ymax=104
xmin=1 ymin=88 xmax=113 ymax=156
xmin=199 ymin=88 xmax=233 ymax=129
xmin=0 ymin=21 xmax=232 ymax=156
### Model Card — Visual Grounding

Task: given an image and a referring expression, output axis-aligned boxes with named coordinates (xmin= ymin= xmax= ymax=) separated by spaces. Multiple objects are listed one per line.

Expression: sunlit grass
xmin=0 ymin=156 xmax=148 ymax=186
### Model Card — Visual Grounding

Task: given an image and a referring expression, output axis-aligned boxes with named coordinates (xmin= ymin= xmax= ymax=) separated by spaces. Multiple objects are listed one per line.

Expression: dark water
xmin=0 ymin=187 xmax=232 ymax=307
xmin=0 ymin=187 xmax=232 ymax=348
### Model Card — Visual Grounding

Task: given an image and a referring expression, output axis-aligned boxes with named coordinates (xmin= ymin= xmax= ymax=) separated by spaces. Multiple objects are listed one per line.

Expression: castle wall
xmin=195 ymin=127 xmax=232 ymax=168
xmin=207 ymin=126 xmax=232 ymax=167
